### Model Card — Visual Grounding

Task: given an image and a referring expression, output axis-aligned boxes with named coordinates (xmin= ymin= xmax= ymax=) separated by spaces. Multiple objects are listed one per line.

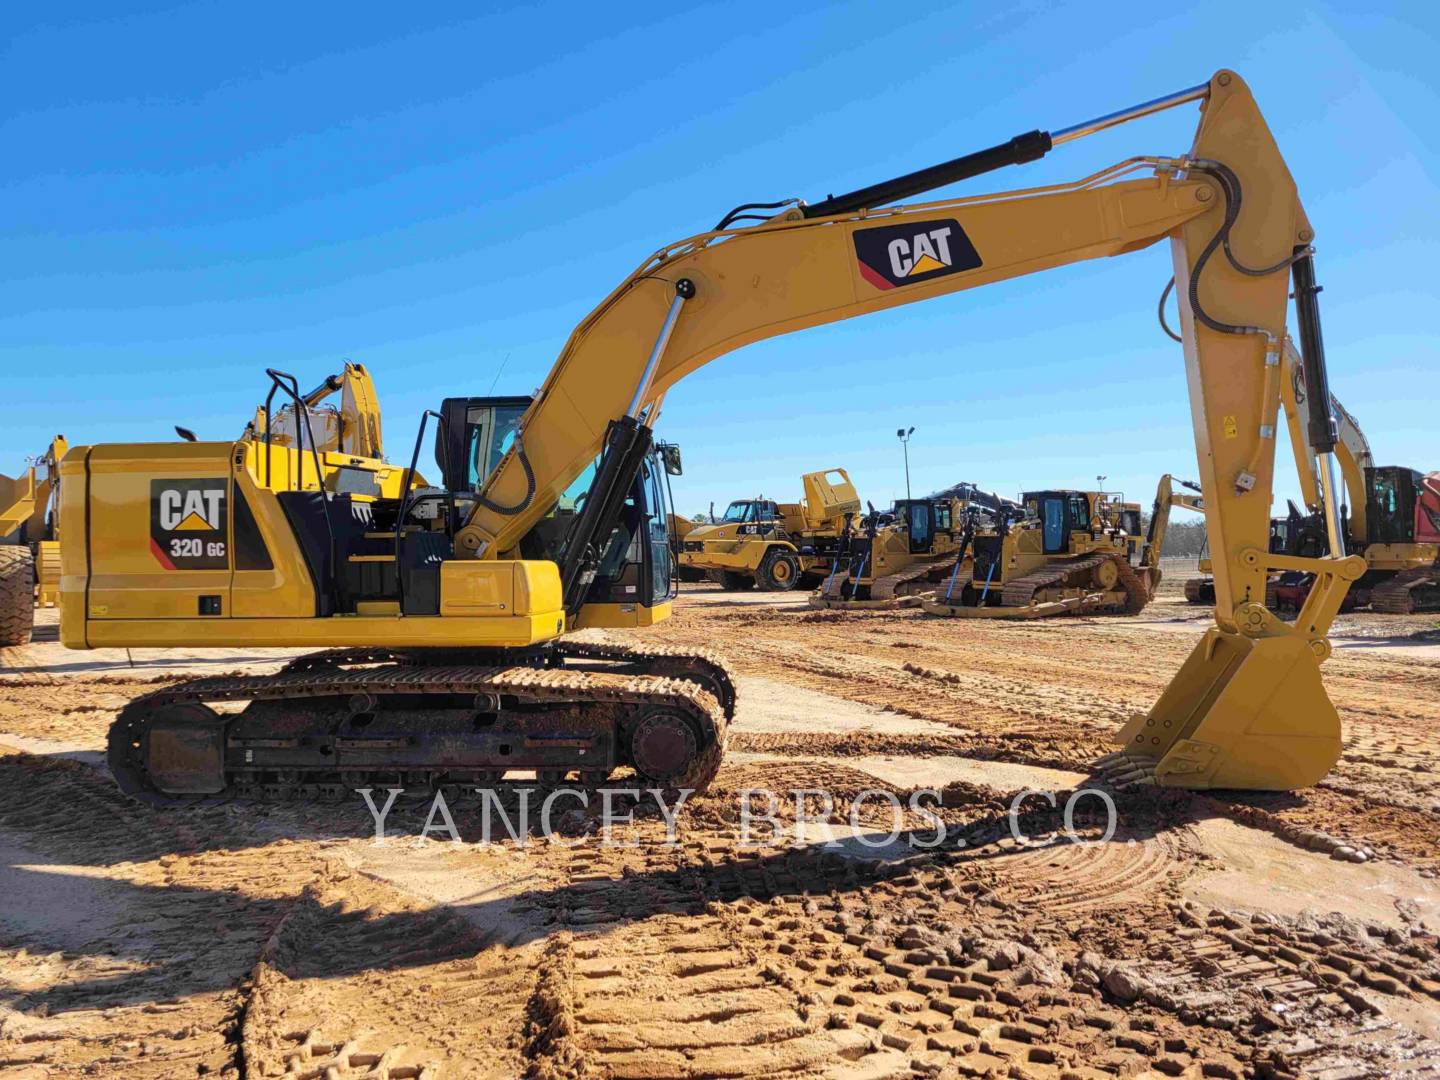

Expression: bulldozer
xmin=63 ymin=70 xmax=1368 ymax=799
xmin=0 ymin=435 xmax=68 ymax=646
xmin=920 ymin=489 xmax=1154 ymax=618
xmin=810 ymin=493 xmax=976 ymax=608
xmin=681 ymin=469 xmax=861 ymax=591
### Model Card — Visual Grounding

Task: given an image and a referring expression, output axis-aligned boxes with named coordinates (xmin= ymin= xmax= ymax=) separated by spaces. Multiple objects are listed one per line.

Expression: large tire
xmin=0 ymin=546 xmax=35 ymax=647
xmin=719 ymin=570 xmax=756 ymax=592
xmin=756 ymin=549 xmax=802 ymax=592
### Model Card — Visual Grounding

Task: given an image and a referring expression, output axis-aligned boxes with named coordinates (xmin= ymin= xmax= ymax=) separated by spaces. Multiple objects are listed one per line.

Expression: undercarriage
xmin=924 ymin=553 xmax=1151 ymax=619
xmin=107 ymin=641 xmax=735 ymax=807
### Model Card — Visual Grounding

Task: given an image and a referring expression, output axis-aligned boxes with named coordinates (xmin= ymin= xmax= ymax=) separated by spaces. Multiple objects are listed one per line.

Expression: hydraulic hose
xmin=473 ymin=439 xmax=536 ymax=516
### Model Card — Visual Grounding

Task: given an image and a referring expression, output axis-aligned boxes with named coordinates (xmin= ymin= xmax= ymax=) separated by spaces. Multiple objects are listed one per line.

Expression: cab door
xmin=906 ymin=501 xmax=933 ymax=554
xmin=1040 ymin=497 xmax=1067 ymax=554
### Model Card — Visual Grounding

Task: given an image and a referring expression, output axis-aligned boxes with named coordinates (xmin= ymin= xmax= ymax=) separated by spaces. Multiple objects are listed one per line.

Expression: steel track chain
xmin=1000 ymin=552 xmax=1148 ymax=615
xmin=108 ymin=645 xmax=733 ymax=809
xmin=1370 ymin=567 xmax=1438 ymax=614
xmin=869 ymin=553 xmax=960 ymax=601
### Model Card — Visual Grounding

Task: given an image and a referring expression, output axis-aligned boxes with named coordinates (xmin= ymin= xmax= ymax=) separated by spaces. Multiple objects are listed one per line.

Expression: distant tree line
xmin=1161 ymin=520 xmax=1209 ymax=558
xmin=1138 ymin=514 xmax=1208 ymax=559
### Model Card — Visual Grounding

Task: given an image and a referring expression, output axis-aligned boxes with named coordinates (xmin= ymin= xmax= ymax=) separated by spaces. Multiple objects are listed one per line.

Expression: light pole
xmin=897 ymin=426 xmax=915 ymax=501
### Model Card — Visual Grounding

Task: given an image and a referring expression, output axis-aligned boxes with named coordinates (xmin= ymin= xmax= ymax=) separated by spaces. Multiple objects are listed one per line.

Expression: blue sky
xmin=3 ymin=1 xmax=1436 ymax=519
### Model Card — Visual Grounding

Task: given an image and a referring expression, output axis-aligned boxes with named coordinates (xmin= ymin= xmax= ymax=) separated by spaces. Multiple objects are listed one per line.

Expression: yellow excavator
xmin=1282 ymin=351 xmax=1438 ymax=613
xmin=919 ymin=488 xmax=1153 ymax=618
xmin=0 ymin=435 xmax=69 ymax=646
xmin=63 ymin=70 xmax=1364 ymax=799
xmin=680 ymin=469 xmax=861 ymax=591
xmin=1144 ymin=473 xmax=1205 ymax=580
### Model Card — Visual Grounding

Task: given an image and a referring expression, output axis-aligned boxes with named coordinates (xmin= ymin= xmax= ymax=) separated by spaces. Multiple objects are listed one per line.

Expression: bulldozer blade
xmin=921 ymin=593 xmax=1107 ymax=619
xmin=1109 ymin=628 xmax=1340 ymax=790
xmin=807 ymin=594 xmax=921 ymax=611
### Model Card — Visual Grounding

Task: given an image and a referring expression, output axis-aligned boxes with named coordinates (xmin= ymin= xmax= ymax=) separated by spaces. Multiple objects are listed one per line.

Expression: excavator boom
xmin=459 ymin=69 xmax=1361 ymax=789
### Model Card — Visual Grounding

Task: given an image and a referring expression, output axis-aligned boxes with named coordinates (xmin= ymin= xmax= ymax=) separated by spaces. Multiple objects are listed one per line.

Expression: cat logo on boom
xmin=853 ymin=217 xmax=982 ymax=291
xmin=150 ymin=479 xmax=229 ymax=570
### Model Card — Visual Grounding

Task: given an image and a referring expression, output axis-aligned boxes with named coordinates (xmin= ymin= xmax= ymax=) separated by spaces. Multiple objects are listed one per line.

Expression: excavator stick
xmin=1098 ymin=630 xmax=1339 ymax=790
xmin=1088 ymin=72 xmax=1358 ymax=790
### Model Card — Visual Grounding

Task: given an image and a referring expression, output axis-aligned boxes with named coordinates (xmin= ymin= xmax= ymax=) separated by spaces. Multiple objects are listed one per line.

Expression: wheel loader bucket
xmin=1096 ymin=628 xmax=1340 ymax=791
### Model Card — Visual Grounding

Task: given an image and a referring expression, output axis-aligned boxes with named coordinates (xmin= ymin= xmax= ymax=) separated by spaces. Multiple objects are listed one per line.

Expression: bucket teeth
xmin=1091 ymin=750 xmax=1158 ymax=789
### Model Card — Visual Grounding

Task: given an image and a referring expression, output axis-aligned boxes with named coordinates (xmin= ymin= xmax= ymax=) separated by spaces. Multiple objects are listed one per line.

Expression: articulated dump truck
xmin=679 ymin=469 xmax=860 ymax=591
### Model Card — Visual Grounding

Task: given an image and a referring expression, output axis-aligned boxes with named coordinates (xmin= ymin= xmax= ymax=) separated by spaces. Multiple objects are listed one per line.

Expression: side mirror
xmin=659 ymin=443 xmax=683 ymax=476
xmin=175 ymin=425 xmax=198 ymax=442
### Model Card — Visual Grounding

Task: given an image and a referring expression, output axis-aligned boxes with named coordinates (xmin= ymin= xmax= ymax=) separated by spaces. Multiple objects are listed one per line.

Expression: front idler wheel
xmin=109 ymin=700 xmax=228 ymax=799
xmin=626 ymin=706 xmax=722 ymax=792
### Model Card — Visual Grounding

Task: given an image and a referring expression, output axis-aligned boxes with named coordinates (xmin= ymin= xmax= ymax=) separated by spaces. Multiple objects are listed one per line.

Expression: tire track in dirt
xmin=242 ymin=867 xmax=537 ymax=1079
xmin=0 ymin=748 xmax=300 ymax=1077
xmin=506 ymin=812 xmax=1312 ymax=1078
xmin=0 ymin=747 xmax=540 ymax=1078
xmin=0 ymin=674 xmax=170 ymax=748
xmin=652 ymin=599 xmax=1440 ymax=865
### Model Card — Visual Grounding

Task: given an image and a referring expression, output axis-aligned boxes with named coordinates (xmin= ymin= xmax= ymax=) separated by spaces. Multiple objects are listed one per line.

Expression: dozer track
xmin=1000 ymin=553 xmax=1149 ymax=615
xmin=813 ymin=553 xmax=957 ymax=608
xmin=107 ymin=642 xmax=734 ymax=808
xmin=1369 ymin=567 xmax=1440 ymax=614
xmin=870 ymin=553 xmax=963 ymax=602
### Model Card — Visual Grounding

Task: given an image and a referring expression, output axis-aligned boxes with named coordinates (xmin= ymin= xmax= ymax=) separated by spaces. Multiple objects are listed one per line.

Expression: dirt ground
xmin=2 ymin=562 xmax=1439 ymax=1079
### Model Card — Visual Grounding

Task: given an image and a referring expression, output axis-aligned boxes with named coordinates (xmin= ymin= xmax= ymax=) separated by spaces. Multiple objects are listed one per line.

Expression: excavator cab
xmin=435 ymin=395 xmax=680 ymax=620
xmin=436 ymin=395 xmax=530 ymax=492
xmin=1366 ymin=466 xmax=1425 ymax=545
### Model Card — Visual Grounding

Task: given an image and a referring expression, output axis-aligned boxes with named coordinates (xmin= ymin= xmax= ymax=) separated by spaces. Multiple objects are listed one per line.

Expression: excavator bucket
xmin=1096 ymin=629 xmax=1340 ymax=790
